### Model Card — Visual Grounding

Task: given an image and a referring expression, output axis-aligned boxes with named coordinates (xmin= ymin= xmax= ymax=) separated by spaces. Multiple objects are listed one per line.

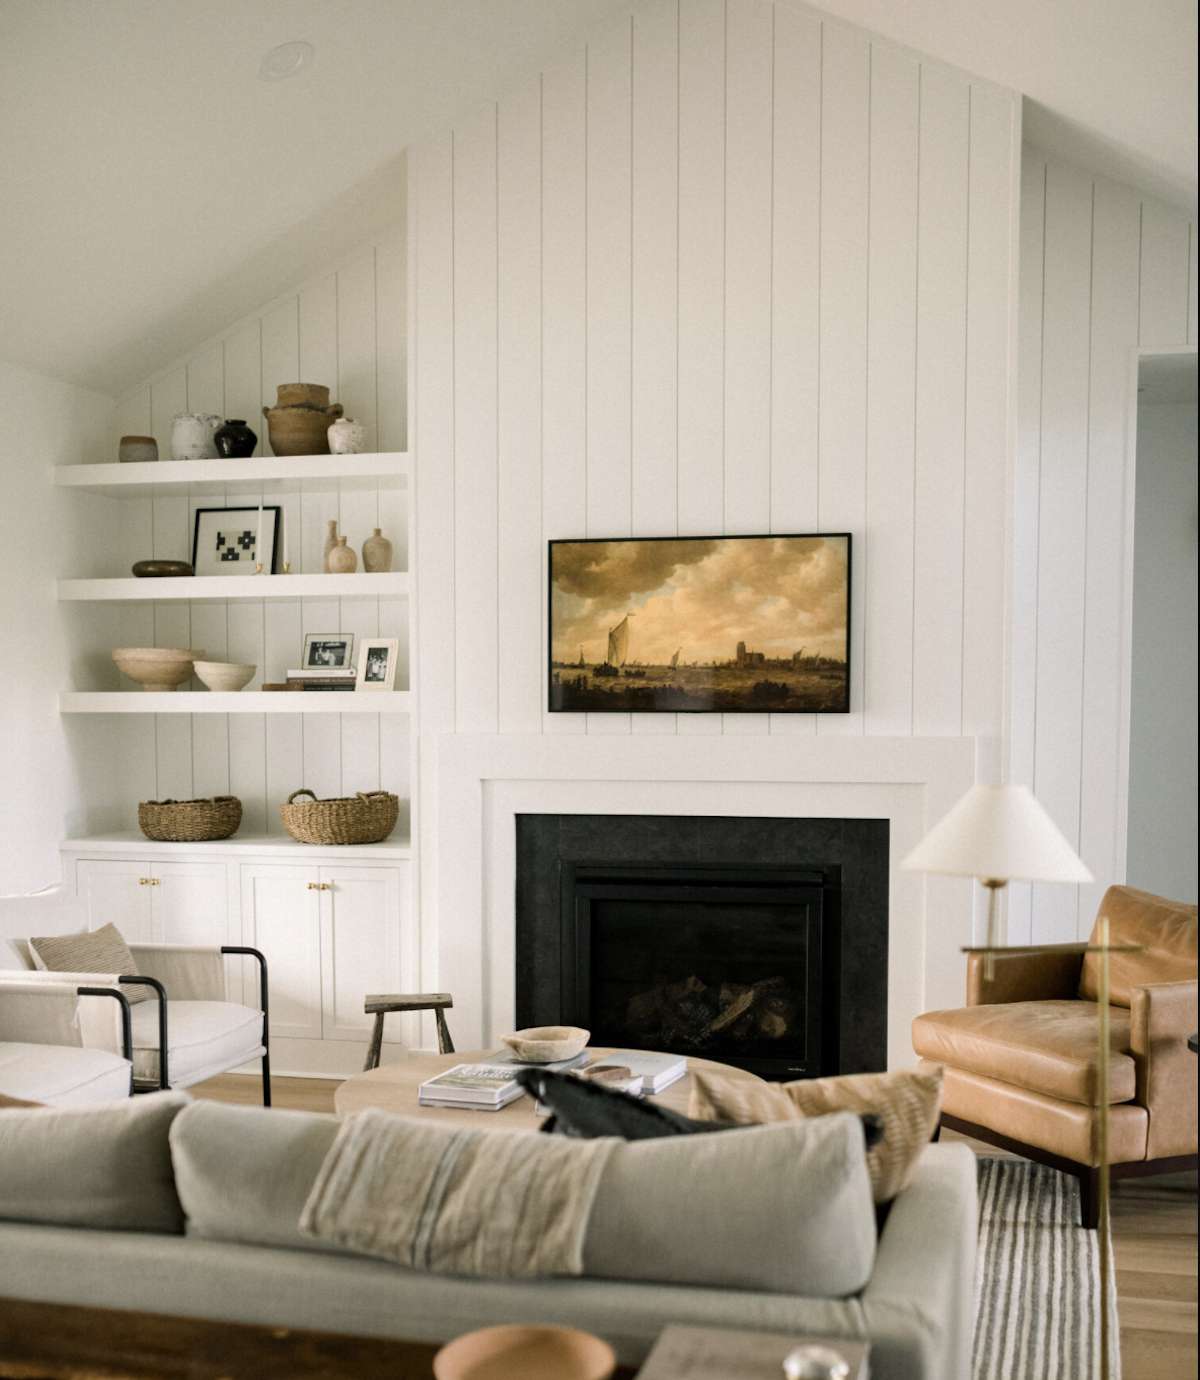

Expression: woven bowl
xmin=279 ymin=789 xmax=399 ymax=845
xmin=112 ymin=647 xmax=205 ymax=691
xmin=138 ymin=796 xmax=242 ymax=842
xmin=500 ymin=1026 xmax=590 ymax=1064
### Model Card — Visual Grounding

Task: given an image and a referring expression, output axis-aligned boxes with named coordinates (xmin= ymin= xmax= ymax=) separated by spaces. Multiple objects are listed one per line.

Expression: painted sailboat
xmin=669 ymin=648 xmax=680 ymax=670
xmin=595 ymin=613 xmax=633 ymax=677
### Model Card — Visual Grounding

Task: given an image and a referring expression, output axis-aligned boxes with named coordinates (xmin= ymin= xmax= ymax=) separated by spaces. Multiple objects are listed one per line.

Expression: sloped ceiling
xmin=2 ymin=0 xmax=1195 ymax=397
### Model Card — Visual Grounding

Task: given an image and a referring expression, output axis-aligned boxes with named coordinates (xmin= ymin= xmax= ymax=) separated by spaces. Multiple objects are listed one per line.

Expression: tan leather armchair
xmin=913 ymin=885 xmax=1197 ymax=1227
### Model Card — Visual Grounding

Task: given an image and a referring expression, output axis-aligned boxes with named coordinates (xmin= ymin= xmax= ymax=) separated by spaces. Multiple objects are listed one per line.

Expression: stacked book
xmin=417 ymin=1049 xmax=590 ymax=1112
xmin=603 ymin=1050 xmax=688 ymax=1094
xmin=284 ymin=668 xmax=356 ymax=692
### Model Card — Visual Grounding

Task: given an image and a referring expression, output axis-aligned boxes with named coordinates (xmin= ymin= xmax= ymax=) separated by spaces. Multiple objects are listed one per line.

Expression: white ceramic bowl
xmin=194 ymin=660 xmax=256 ymax=692
xmin=112 ymin=647 xmax=205 ymax=691
xmin=499 ymin=1025 xmax=590 ymax=1064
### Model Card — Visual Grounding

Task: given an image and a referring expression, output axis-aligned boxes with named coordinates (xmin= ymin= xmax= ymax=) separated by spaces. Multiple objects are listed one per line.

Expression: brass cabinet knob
xmin=306 ymin=881 xmax=321 ymax=891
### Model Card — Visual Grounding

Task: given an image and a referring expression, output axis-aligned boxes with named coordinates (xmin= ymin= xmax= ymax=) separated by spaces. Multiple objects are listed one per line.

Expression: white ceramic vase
xmin=328 ymin=416 xmax=366 ymax=454
xmin=171 ymin=413 xmax=222 ymax=461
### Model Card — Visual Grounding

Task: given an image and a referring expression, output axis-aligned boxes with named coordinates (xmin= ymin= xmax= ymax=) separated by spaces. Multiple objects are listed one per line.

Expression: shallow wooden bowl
xmin=499 ymin=1025 xmax=590 ymax=1064
xmin=433 ymin=1325 xmax=615 ymax=1380
xmin=112 ymin=647 xmax=204 ymax=691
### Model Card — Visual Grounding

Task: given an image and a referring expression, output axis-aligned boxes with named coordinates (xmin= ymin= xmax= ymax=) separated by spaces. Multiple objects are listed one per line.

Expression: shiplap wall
xmin=411 ymin=0 xmax=1020 ymax=754
xmin=92 ymin=226 xmax=410 ymax=837
xmin=1009 ymin=150 xmax=1198 ymax=943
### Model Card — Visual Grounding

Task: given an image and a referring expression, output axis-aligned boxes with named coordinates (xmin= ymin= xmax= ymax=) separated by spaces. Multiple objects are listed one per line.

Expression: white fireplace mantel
xmin=434 ymin=733 xmax=978 ymax=1067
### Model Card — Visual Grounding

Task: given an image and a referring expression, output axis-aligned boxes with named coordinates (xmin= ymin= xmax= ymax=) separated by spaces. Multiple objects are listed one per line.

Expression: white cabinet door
xmin=152 ymin=862 xmax=229 ymax=948
xmin=76 ymin=860 xmax=154 ymax=943
xmin=319 ymin=866 xmax=406 ymax=1043
xmin=241 ymin=865 xmax=323 ymax=1041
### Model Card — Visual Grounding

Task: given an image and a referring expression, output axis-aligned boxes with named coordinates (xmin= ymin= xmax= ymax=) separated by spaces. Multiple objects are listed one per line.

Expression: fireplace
xmin=515 ymin=814 xmax=889 ymax=1078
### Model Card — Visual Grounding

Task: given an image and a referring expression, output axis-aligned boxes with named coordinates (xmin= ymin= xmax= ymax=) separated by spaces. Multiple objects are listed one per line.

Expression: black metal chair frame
xmin=77 ymin=985 xmax=134 ymax=1095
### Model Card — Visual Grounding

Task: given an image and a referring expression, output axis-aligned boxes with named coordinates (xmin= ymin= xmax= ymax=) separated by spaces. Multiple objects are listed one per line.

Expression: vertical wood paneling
xmin=1031 ymin=162 xmax=1093 ymax=943
xmin=863 ymin=44 xmax=919 ymax=737
xmin=452 ymin=109 xmax=500 ymax=734
xmin=676 ymin=0 xmax=725 ymax=737
xmin=113 ymin=388 xmax=152 ymax=446
xmin=186 ymin=345 xmax=224 ymax=419
xmin=337 ymin=251 xmax=379 ymax=455
xmin=377 ymin=226 xmax=408 ymax=452
xmin=768 ymin=3 xmax=821 ymax=737
xmin=541 ymin=49 xmax=588 ymax=733
xmin=1139 ymin=201 xmax=1191 ymax=346
xmin=497 ymin=81 xmax=543 ymax=735
xmin=585 ymin=18 xmax=634 ymax=736
xmin=816 ymin=23 xmax=869 ymax=735
xmin=1189 ymin=224 xmax=1198 ymax=346
xmin=630 ymin=0 xmax=679 ymax=737
xmin=911 ymin=66 xmax=970 ymax=737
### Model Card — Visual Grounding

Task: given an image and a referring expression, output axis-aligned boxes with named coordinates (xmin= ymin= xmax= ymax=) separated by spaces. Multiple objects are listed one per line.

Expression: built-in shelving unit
xmin=60 ymin=691 xmax=412 ymax=714
xmin=62 ymin=833 xmax=412 ymax=861
xmin=58 ymin=573 xmax=409 ymax=602
xmin=53 ymin=452 xmax=409 ymax=497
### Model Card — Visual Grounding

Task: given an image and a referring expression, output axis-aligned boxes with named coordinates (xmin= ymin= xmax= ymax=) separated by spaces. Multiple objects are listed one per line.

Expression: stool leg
xmin=435 ymin=1008 xmax=454 ymax=1054
xmin=364 ymin=1012 xmax=386 ymax=1071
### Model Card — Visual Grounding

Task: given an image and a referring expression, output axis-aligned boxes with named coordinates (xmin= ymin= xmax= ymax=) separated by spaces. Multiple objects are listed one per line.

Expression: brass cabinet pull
xmin=307 ymin=881 xmax=321 ymax=891
xmin=138 ymin=877 xmax=160 ymax=887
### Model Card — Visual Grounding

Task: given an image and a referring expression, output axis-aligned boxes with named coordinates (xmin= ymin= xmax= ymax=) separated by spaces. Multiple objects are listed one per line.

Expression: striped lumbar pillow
xmin=28 ymin=922 xmax=148 ymax=1003
xmin=689 ymin=1065 xmax=943 ymax=1203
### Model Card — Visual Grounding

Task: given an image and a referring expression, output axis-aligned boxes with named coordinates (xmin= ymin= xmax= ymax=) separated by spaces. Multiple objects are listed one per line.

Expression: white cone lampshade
xmin=902 ymin=784 xmax=1092 ymax=884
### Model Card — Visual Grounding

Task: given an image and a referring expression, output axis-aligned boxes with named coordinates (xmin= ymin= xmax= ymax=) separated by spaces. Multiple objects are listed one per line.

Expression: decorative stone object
xmin=111 ymin=647 xmax=205 ymax=691
xmin=361 ymin=527 xmax=393 ymax=573
xmin=118 ymin=435 xmax=158 ymax=464
xmin=262 ymin=382 xmax=343 ymax=457
xmin=213 ymin=419 xmax=257 ymax=458
xmin=500 ymin=1026 xmax=590 ymax=1064
xmin=328 ymin=416 xmax=366 ymax=454
xmin=327 ymin=535 xmax=358 ymax=574
xmin=170 ymin=413 xmax=222 ymax=461
xmin=193 ymin=660 xmax=256 ymax=692
xmin=132 ymin=560 xmax=192 ymax=578
xmin=323 ymin=519 xmax=340 ymax=572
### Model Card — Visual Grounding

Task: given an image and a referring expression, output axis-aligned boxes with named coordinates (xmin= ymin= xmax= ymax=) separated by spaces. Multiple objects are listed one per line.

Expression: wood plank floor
xmin=193 ymin=1076 xmax=1198 ymax=1379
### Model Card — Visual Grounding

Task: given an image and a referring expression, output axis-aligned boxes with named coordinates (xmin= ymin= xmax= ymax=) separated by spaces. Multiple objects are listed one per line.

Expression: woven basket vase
xmin=139 ymin=797 xmax=242 ymax=842
xmin=280 ymin=789 xmax=399 ymax=846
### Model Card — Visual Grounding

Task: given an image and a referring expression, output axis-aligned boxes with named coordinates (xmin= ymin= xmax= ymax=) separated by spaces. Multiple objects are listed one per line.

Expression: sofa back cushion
xmin=170 ymin=1101 xmax=877 ymax=1296
xmin=1080 ymin=885 xmax=1198 ymax=1008
xmin=0 ymin=1091 xmax=188 ymax=1231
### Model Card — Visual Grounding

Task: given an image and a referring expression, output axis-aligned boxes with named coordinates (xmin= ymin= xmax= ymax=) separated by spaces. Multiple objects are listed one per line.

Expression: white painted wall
xmin=0 ymin=362 xmax=114 ymax=892
xmin=1010 ymin=150 xmax=1198 ymax=941
xmin=1127 ymin=398 xmax=1198 ymax=902
xmin=91 ymin=223 xmax=410 ymax=839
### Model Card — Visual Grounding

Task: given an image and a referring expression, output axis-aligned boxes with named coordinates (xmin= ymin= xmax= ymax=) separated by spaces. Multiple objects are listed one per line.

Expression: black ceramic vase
xmin=213 ymin=419 xmax=257 ymax=458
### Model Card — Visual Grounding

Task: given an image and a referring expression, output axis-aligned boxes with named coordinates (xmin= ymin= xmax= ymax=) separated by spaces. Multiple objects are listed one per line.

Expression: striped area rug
xmin=974 ymin=1158 xmax=1120 ymax=1380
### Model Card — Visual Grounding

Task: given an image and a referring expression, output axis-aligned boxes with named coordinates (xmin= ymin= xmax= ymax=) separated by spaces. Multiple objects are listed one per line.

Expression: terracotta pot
xmin=262 ymin=402 xmax=344 ymax=456
xmin=362 ymin=528 xmax=392 ymax=573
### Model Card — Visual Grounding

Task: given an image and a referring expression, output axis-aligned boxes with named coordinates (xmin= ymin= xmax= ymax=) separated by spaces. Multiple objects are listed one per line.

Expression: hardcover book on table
xmin=416 ymin=1064 xmax=526 ymax=1108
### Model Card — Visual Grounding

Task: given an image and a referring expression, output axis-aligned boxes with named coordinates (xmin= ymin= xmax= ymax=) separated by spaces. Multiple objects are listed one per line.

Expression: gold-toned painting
xmin=549 ymin=534 xmax=850 ymax=713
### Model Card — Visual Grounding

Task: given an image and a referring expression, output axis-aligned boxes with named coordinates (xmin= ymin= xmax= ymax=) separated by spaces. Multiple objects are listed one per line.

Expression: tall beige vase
xmin=362 ymin=528 xmax=393 ymax=573
xmin=328 ymin=535 xmax=358 ymax=574
xmin=323 ymin=519 xmax=339 ymax=573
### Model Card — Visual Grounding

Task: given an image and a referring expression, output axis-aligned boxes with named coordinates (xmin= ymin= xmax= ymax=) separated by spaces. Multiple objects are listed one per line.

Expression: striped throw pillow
xmin=28 ymin=923 xmax=148 ymax=1004
xmin=689 ymin=1065 xmax=943 ymax=1203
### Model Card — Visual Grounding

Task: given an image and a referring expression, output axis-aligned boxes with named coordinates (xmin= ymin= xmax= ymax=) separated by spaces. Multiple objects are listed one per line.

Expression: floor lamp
xmin=902 ymin=784 xmax=1128 ymax=1378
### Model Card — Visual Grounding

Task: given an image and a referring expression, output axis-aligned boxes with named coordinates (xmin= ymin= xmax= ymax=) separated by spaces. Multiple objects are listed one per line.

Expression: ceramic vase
xmin=213 ymin=419 xmax=257 ymax=458
xmin=118 ymin=435 xmax=158 ymax=464
xmin=323 ymin=519 xmax=339 ymax=573
xmin=362 ymin=528 xmax=393 ymax=573
xmin=328 ymin=416 xmax=366 ymax=454
xmin=328 ymin=535 xmax=358 ymax=574
xmin=171 ymin=413 xmax=222 ymax=461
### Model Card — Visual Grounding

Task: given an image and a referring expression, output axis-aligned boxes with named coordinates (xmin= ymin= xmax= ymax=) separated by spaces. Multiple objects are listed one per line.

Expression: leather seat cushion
xmin=0 ymin=1042 xmax=131 ymax=1106
xmin=1080 ymin=885 xmax=1198 ymax=1007
xmin=912 ymin=1000 xmax=1134 ymax=1106
xmin=131 ymin=1002 xmax=262 ymax=1086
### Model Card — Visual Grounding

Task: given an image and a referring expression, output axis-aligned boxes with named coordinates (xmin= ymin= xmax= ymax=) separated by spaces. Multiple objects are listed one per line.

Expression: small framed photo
xmin=301 ymin=634 xmax=355 ymax=670
xmin=356 ymin=638 xmax=399 ymax=691
xmin=192 ymin=506 xmax=281 ymax=576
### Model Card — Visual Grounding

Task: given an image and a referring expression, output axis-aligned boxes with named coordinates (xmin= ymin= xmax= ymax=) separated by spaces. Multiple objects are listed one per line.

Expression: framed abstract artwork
xmin=191 ymin=506 xmax=281 ymax=576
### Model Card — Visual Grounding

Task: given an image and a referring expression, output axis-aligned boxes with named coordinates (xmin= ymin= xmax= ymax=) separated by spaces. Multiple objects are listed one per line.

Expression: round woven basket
xmin=280 ymin=789 xmax=399 ymax=846
xmin=139 ymin=796 xmax=242 ymax=842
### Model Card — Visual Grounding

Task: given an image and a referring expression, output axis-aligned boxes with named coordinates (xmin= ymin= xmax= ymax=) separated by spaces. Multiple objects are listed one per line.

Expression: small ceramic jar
xmin=328 ymin=416 xmax=366 ymax=454
xmin=171 ymin=413 xmax=222 ymax=461
xmin=213 ymin=419 xmax=257 ymax=458
xmin=118 ymin=435 xmax=158 ymax=464
xmin=362 ymin=528 xmax=393 ymax=573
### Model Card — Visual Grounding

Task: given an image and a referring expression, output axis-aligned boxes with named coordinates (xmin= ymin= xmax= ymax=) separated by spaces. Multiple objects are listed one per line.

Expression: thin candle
xmin=255 ymin=504 xmax=263 ymax=572
xmin=282 ymin=505 xmax=289 ymax=571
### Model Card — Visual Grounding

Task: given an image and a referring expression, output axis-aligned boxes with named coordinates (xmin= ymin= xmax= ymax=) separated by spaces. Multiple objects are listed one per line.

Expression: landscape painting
xmin=549 ymin=534 xmax=850 ymax=713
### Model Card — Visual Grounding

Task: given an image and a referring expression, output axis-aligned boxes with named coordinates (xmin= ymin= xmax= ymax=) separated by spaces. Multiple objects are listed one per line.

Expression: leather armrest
xmin=966 ymin=945 xmax=1087 ymax=1005
xmin=1130 ymin=979 xmax=1198 ymax=1159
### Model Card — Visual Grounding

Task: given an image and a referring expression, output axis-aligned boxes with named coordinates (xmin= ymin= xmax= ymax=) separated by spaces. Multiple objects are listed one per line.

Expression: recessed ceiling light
xmin=259 ymin=40 xmax=314 ymax=82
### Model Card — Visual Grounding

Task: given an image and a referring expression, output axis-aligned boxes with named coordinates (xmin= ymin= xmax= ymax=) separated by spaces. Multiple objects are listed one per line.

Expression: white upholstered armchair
xmin=0 ymin=979 xmax=134 ymax=1104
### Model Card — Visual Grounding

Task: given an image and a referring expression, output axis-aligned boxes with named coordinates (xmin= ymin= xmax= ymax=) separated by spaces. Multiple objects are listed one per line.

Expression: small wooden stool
xmin=362 ymin=993 xmax=455 ymax=1071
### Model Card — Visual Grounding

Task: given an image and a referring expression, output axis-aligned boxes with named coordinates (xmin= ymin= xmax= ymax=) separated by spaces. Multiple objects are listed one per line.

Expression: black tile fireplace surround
xmin=515 ymin=814 xmax=889 ymax=1080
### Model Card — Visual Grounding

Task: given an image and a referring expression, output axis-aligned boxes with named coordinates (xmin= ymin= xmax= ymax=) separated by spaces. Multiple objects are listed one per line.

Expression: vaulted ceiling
xmin=1 ymin=0 xmax=1195 ymax=397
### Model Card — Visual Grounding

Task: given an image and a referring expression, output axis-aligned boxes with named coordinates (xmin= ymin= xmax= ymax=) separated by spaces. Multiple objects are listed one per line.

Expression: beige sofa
xmin=0 ymin=1095 xmax=978 ymax=1379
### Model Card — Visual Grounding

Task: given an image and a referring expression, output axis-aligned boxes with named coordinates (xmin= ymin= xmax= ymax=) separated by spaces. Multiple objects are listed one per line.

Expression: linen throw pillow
xmin=689 ymin=1065 xmax=943 ymax=1203
xmin=28 ymin=922 xmax=148 ymax=1003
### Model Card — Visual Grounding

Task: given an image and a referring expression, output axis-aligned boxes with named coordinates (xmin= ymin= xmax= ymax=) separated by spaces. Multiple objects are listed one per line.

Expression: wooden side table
xmin=636 ymin=1325 xmax=869 ymax=1379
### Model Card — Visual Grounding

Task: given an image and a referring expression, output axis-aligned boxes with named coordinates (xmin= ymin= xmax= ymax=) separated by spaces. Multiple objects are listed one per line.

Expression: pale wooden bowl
xmin=193 ymin=660 xmax=255 ymax=692
xmin=112 ymin=647 xmax=205 ymax=691
xmin=433 ymin=1324 xmax=616 ymax=1380
xmin=499 ymin=1025 xmax=590 ymax=1064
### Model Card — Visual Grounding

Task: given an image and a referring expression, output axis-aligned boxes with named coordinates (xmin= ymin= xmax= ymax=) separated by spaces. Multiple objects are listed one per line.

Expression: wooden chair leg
xmin=434 ymin=1007 xmax=455 ymax=1054
xmin=364 ymin=1012 xmax=386 ymax=1071
xmin=1078 ymin=1167 xmax=1101 ymax=1230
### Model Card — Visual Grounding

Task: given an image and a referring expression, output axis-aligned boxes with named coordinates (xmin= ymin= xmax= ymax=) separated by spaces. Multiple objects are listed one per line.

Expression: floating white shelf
xmin=58 ymin=572 xmax=409 ymax=603
xmin=62 ymin=832 xmax=412 ymax=862
xmin=53 ymin=452 xmax=409 ymax=498
xmin=60 ymin=691 xmax=412 ymax=715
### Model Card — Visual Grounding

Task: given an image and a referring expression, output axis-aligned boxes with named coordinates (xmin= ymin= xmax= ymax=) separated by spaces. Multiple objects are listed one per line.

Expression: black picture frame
xmin=548 ymin=532 xmax=852 ymax=714
xmin=191 ymin=506 xmax=282 ymax=576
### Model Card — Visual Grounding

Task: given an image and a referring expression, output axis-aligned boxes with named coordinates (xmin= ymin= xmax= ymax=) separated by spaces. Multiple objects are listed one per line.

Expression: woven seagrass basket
xmin=138 ymin=796 xmax=242 ymax=842
xmin=279 ymin=789 xmax=399 ymax=846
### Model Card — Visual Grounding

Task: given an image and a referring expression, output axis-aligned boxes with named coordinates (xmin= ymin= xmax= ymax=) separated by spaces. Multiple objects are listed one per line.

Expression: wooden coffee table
xmin=334 ymin=1048 xmax=758 ymax=1130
